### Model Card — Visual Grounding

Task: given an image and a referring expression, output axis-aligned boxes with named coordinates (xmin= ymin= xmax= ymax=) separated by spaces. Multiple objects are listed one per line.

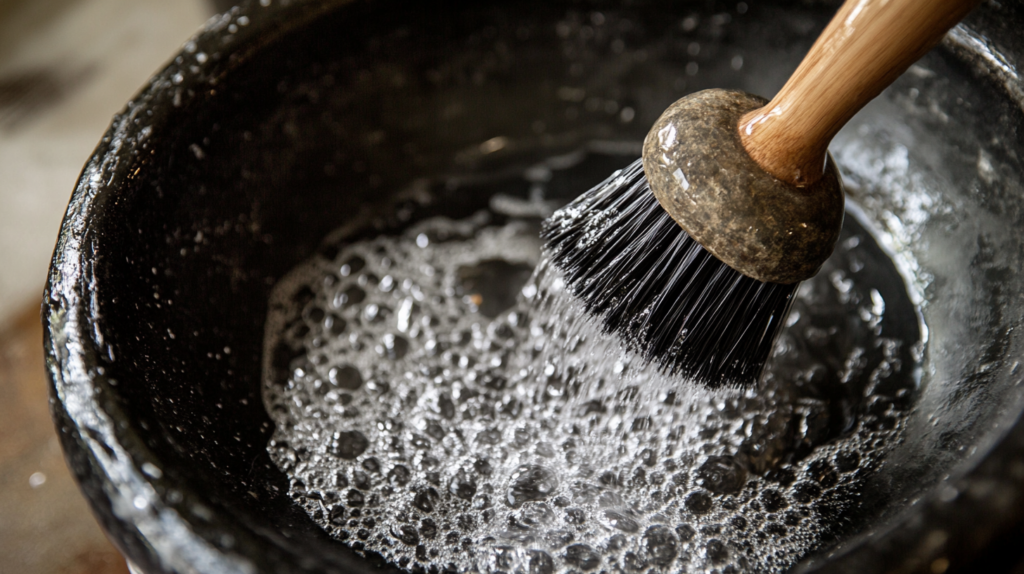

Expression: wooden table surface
xmin=0 ymin=302 xmax=129 ymax=574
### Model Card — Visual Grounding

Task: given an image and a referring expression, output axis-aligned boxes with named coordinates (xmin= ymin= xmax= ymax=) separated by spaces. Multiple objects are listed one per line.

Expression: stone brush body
xmin=543 ymin=0 xmax=979 ymax=387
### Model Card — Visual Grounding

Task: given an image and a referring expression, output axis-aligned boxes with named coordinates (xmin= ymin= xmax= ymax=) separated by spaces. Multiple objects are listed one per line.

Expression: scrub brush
xmin=542 ymin=0 xmax=978 ymax=387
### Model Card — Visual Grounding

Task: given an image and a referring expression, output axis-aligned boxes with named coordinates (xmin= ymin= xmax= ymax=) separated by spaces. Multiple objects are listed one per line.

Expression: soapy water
xmin=262 ymin=154 xmax=922 ymax=574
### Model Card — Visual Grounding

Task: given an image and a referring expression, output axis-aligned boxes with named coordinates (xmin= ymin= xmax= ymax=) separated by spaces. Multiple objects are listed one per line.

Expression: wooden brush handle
xmin=738 ymin=0 xmax=979 ymax=187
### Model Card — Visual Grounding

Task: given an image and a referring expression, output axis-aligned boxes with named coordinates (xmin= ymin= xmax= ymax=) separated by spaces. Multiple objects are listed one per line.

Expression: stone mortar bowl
xmin=44 ymin=0 xmax=1024 ymax=572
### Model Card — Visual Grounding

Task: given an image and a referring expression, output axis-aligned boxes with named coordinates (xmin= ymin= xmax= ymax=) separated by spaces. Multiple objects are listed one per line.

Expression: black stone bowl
xmin=43 ymin=0 xmax=1024 ymax=572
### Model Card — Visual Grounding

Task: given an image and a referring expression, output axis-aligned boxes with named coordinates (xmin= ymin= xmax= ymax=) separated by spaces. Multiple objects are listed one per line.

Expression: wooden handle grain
xmin=738 ymin=0 xmax=979 ymax=187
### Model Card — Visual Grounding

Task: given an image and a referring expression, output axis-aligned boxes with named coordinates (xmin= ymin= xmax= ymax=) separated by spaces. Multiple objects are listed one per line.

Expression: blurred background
xmin=0 ymin=1 xmax=233 ymax=572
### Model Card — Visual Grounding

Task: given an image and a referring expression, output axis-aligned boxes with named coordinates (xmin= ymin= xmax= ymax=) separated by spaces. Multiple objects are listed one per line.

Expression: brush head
xmin=542 ymin=159 xmax=797 ymax=388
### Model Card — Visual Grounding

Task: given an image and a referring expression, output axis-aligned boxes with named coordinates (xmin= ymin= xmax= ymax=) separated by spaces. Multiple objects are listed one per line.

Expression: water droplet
xmin=600 ymin=510 xmax=639 ymax=533
xmin=505 ymin=465 xmax=559 ymax=507
xmin=807 ymin=460 xmax=839 ymax=488
xmin=622 ymin=551 xmax=646 ymax=571
xmin=328 ymin=365 xmax=363 ymax=390
xmin=437 ymin=394 xmax=456 ymax=419
xmin=333 ymin=286 xmax=366 ymax=308
xmin=326 ymin=315 xmax=347 ymax=336
xmin=413 ymin=487 xmax=440 ymax=512
xmin=361 ymin=457 xmax=380 ymax=473
xmin=353 ymin=470 xmax=372 ymax=489
xmin=449 ymin=469 xmax=477 ymax=500
xmin=420 ymin=517 xmax=438 ymax=539
xmin=835 ymin=451 xmax=861 ymax=472
xmin=472 ymin=494 xmax=492 ymax=509
xmin=141 ymin=462 xmax=163 ymax=479
xmin=705 ymin=539 xmax=729 ymax=564
xmin=675 ymin=524 xmax=696 ymax=541
xmin=328 ymin=505 xmax=346 ymax=525
xmin=391 ymin=524 xmax=419 ymax=545
xmin=791 ymin=481 xmax=823 ymax=504
xmin=760 ymin=489 xmax=788 ymax=512
xmin=514 ymin=502 xmax=555 ymax=528
xmin=696 ymin=456 xmax=747 ymax=494
xmin=387 ymin=465 xmax=411 ymax=486
xmin=28 ymin=472 xmax=47 ymax=488
xmin=339 ymin=256 xmax=365 ymax=276
xmin=478 ymin=428 xmax=502 ymax=445
xmin=378 ymin=334 xmax=409 ymax=360
xmin=488 ymin=546 xmax=515 ymax=571
xmin=564 ymin=543 xmax=600 ymax=570
xmin=521 ymin=549 xmax=554 ymax=574
xmin=346 ymin=489 xmax=365 ymax=507
xmin=642 ymin=525 xmax=678 ymax=566
xmin=305 ymin=306 xmax=325 ymax=323
xmin=329 ymin=430 xmax=369 ymax=459
xmin=684 ymin=491 xmax=713 ymax=515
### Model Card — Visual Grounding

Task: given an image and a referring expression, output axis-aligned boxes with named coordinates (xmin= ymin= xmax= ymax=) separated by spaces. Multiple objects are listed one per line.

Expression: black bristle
xmin=542 ymin=159 xmax=796 ymax=388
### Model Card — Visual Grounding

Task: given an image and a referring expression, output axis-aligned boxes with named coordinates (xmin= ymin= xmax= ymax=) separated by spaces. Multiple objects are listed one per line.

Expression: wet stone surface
xmin=643 ymin=89 xmax=844 ymax=284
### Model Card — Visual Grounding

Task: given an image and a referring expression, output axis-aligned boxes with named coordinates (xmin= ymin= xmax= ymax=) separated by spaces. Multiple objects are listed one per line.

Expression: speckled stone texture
xmin=642 ymin=89 xmax=844 ymax=284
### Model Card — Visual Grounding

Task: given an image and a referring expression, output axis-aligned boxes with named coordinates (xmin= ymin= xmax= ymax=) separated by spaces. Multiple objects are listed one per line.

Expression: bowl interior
xmin=46 ymin=0 xmax=1024 ymax=572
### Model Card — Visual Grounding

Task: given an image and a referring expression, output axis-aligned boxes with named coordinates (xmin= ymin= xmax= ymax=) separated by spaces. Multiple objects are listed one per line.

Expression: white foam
xmin=262 ymin=212 xmax=914 ymax=574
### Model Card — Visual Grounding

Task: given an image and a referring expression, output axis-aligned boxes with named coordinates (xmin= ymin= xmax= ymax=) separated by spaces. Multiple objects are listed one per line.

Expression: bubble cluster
xmin=263 ymin=202 xmax=919 ymax=573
